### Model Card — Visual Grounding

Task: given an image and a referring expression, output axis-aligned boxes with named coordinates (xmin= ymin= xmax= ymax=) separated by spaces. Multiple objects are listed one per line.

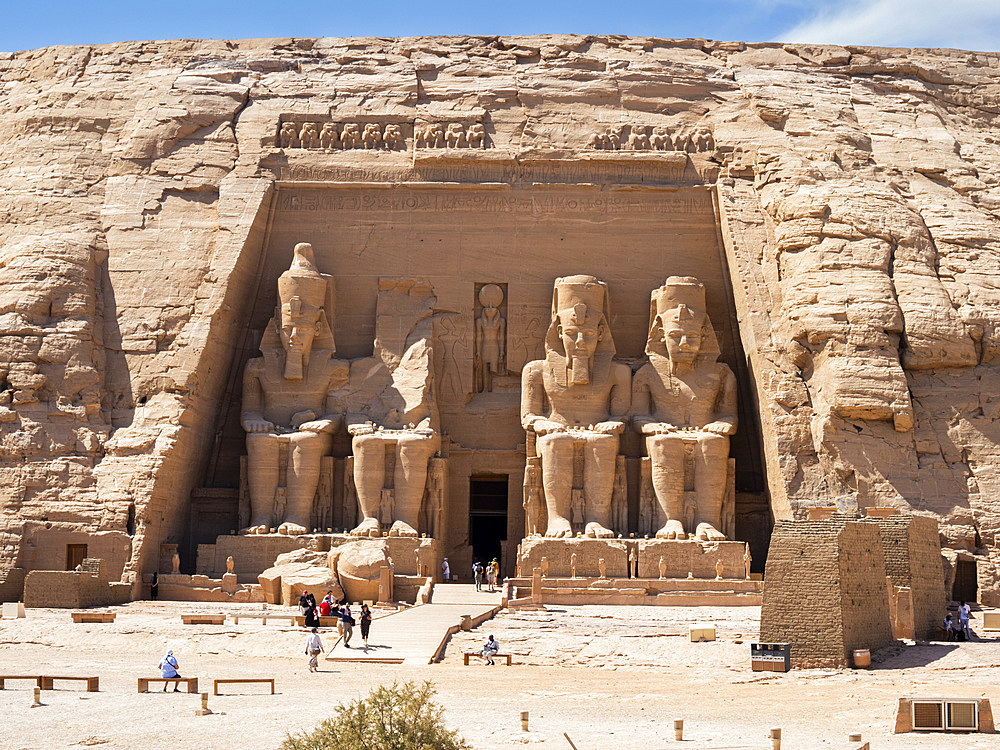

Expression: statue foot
xmin=656 ymin=520 xmax=686 ymax=539
xmin=544 ymin=519 xmax=574 ymax=538
xmin=388 ymin=520 xmax=418 ymax=538
xmin=695 ymin=522 xmax=726 ymax=542
xmin=242 ymin=521 xmax=271 ymax=535
xmin=278 ymin=521 xmax=308 ymax=535
xmin=350 ymin=518 xmax=381 ymax=537
xmin=585 ymin=522 xmax=614 ymax=539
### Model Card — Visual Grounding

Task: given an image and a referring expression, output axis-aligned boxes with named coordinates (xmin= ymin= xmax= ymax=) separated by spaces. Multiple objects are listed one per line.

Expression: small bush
xmin=280 ymin=680 xmax=470 ymax=750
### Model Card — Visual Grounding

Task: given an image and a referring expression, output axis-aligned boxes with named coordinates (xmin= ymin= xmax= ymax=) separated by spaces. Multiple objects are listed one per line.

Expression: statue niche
xmin=474 ymin=283 xmax=506 ymax=393
xmin=631 ymin=276 xmax=737 ymax=541
xmin=520 ymin=275 xmax=631 ymax=538
xmin=241 ymin=243 xmax=348 ymax=535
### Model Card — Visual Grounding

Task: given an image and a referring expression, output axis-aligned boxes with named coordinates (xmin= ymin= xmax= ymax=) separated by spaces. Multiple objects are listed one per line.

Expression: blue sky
xmin=2 ymin=0 xmax=998 ymax=53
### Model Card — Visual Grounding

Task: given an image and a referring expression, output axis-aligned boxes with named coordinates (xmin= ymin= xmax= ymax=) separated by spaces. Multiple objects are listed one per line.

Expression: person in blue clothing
xmin=158 ymin=649 xmax=182 ymax=692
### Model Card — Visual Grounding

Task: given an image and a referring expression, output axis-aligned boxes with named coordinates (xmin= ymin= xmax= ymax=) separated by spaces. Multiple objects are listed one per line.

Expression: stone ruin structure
xmin=1 ymin=35 xmax=1000 ymax=606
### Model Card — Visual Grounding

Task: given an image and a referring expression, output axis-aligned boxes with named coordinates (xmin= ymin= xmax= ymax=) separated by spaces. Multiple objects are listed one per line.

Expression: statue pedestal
xmin=637 ymin=539 xmax=747 ymax=580
xmin=517 ymin=537 xmax=629 ymax=579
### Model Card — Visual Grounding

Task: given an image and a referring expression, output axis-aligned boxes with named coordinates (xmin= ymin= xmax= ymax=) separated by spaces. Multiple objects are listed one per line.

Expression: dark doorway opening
xmin=952 ymin=559 xmax=978 ymax=602
xmin=66 ymin=544 xmax=87 ymax=570
xmin=470 ymin=477 xmax=508 ymax=573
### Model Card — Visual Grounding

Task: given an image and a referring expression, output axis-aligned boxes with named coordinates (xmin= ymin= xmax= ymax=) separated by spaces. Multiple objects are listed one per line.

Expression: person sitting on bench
xmin=158 ymin=649 xmax=182 ymax=692
xmin=481 ymin=634 xmax=500 ymax=665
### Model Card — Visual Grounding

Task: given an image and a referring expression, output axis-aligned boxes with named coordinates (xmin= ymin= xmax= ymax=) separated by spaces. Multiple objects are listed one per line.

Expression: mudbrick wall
xmin=1 ymin=36 xmax=1000 ymax=598
xmin=761 ymin=519 xmax=894 ymax=666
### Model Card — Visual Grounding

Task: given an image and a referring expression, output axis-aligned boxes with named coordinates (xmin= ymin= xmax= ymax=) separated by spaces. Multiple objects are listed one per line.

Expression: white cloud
xmin=779 ymin=0 xmax=1000 ymax=52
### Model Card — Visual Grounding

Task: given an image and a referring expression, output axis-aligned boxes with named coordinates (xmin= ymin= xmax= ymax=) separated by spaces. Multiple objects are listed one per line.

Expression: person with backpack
xmin=339 ymin=603 xmax=356 ymax=647
xmin=473 ymin=561 xmax=484 ymax=591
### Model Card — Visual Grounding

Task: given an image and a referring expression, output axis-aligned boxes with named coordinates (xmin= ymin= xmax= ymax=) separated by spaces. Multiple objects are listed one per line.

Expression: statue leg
xmin=350 ymin=433 xmax=384 ymax=537
xmin=391 ymin=432 xmax=440 ymax=537
xmin=279 ymin=431 xmax=333 ymax=535
xmin=245 ymin=432 xmax=279 ymax=534
xmin=647 ymin=435 xmax=686 ymax=539
xmin=582 ymin=433 xmax=617 ymax=538
xmin=694 ymin=434 xmax=729 ymax=541
xmin=537 ymin=433 xmax=574 ymax=538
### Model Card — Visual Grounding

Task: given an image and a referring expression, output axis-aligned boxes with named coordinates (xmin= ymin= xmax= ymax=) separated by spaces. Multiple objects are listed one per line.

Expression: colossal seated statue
xmin=241 ymin=243 xmax=348 ymax=535
xmin=631 ymin=276 xmax=737 ymax=541
xmin=336 ymin=278 xmax=442 ymax=538
xmin=520 ymin=275 xmax=631 ymax=538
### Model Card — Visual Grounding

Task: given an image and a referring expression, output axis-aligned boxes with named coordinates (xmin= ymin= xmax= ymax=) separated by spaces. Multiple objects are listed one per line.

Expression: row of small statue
xmin=586 ymin=125 xmax=714 ymax=152
xmin=278 ymin=121 xmax=489 ymax=151
xmin=531 ymin=550 xmax=750 ymax=580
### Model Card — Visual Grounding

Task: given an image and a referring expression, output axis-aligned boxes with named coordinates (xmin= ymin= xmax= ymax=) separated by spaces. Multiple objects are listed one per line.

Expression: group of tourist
xmin=472 ymin=559 xmax=500 ymax=592
xmin=298 ymin=589 xmax=374 ymax=671
xmin=943 ymin=601 xmax=974 ymax=641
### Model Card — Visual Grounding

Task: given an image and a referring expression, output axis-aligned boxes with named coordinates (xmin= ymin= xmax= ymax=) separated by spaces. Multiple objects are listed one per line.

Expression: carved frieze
xmin=415 ymin=122 xmax=489 ymax=149
xmin=587 ymin=125 xmax=714 ymax=153
xmin=278 ymin=120 xmax=408 ymax=151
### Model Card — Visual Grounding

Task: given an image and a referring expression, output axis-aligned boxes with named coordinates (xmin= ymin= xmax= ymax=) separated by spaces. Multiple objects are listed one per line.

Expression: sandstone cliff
xmin=1 ymin=36 xmax=999 ymax=600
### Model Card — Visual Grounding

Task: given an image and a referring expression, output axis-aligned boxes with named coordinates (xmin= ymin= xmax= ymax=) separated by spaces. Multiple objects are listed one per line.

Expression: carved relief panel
xmin=474 ymin=283 xmax=507 ymax=393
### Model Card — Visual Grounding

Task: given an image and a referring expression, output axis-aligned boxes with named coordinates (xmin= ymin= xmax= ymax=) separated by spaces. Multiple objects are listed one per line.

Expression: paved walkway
xmin=325 ymin=584 xmax=502 ymax=665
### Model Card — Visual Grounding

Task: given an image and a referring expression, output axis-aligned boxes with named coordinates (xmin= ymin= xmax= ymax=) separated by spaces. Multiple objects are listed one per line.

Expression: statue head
xmin=545 ymin=275 xmax=615 ymax=385
xmin=646 ymin=276 xmax=720 ymax=366
xmin=271 ymin=243 xmax=335 ymax=379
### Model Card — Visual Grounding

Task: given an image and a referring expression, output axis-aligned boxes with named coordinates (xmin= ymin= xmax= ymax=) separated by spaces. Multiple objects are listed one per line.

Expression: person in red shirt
xmin=319 ymin=591 xmax=333 ymax=617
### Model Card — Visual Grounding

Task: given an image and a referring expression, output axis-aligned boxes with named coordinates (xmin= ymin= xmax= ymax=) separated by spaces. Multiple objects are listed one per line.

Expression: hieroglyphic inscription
xmin=276 ymin=190 xmax=713 ymax=216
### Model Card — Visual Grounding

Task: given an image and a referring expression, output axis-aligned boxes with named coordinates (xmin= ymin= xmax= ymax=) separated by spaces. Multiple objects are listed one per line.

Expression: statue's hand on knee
xmin=348 ymin=422 xmax=375 ymax=436
xmin=530 ymin=419 xmax=565 ymax=436
xmin=593 ymin=420 xmax=625 ymax=435
xmin=243 ymin=417 xmax=274 ymax=433
xmin=299 ymin=419 xmax=336 ymax=434
xmin=702 ymin=421 xmax=735 ymax=436
xmin=641 ymin=421 xmax=677 ymax=435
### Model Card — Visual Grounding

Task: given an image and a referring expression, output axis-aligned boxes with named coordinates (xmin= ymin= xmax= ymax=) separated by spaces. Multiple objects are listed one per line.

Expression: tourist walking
xmin=150 ymin=572 xmax=158 ymax=600
xmin=158 ymin=649 xmax=182 ymax=692
xmin=486 ymin=559 xmax=497 ymax=592
xmin=305 ymin=627 xmax=324 ymax=672
xmin=480 ymin=634 xmax=500 ymax=665
xmin=340 ymin=604 xmax=356 ymax=647
xmin=959 ymin=601 xmax=972 ymax=640
xmin=360 ymin=604 xmax=372 ymax=647
xmin=473 ymin=561 xmax=484 ymax=591
xmin=442 ymin=558 xmax=450 ymax=582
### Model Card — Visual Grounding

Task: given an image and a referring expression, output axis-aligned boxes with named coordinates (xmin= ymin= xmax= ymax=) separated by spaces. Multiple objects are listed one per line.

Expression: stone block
xmin=517 ymin=538 xmax=628 ymax=578
xmin=637 ymin=539 xmax=747 ymax=579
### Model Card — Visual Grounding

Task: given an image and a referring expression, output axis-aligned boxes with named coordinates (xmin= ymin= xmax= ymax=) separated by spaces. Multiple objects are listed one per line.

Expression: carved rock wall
xmin=2 ymin=37 xmax=1000 ymax=600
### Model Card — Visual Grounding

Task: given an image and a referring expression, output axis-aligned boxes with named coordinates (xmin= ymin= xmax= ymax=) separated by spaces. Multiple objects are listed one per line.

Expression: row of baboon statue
xmin=586 ymin=125 xmax=715 ymax=152
xmin=278 ymin=121 xmax=488 ymax=150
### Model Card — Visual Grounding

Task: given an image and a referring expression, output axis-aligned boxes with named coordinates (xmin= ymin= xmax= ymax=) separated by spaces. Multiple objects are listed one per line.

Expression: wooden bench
xmin=0 ymin=675 xmax=42 ymax=690
xmin=138 ymin=676 xmax=199 ymax=693
xmin=181 ymin=613 xmax=226 ymax=625
xmin=464 ymin=652 xmax=512 ymax=666
xmin=214 ymin=678 xmax=275 ymax=695
xmin=39 ymin=675 xmax=99 ymax=692
xmin=293 ymin=615 xmax=342 ymax=628
xmin=230 ymin=613 xmax=296 ymax=625
xmin=71 ymin=611 xmax=116 ymax=623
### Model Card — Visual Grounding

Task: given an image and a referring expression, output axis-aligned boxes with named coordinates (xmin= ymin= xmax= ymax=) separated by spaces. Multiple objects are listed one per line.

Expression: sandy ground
xmin=1 ymin=600 xmax=998 ymax=749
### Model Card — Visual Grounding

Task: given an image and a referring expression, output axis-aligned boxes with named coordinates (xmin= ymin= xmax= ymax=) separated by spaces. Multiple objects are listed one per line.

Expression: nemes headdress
xmin=646 ymin=276 xmax=720 ymax=360
xmin=260 ymin=242 xmax=336 ymax=362
xmin=545 ymin=275 xmax=616 ymax=383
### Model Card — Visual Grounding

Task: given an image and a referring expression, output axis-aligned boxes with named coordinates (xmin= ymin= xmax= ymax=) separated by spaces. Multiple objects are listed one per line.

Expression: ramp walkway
xmin=325 ymin=584 xmax=502 ymax=665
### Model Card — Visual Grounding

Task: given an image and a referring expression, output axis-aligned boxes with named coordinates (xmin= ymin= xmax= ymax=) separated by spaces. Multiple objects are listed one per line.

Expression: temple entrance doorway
xmin=469 ymin=477 xmax=508 ymax=575
xmin=952 ymin=558 xmax=978 ymax=602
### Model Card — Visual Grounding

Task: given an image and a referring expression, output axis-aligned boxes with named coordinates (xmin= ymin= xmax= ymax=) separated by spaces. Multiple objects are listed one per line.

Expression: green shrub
xmin=280 ymin=680 xmax=470 ymax=750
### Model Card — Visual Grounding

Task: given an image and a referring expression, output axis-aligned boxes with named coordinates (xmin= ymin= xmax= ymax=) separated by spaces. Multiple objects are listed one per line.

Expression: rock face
xmin=258 ymin=548 xmax=344 ymax=605
xmin=2 ymin=36 xmax=1000 ymax=601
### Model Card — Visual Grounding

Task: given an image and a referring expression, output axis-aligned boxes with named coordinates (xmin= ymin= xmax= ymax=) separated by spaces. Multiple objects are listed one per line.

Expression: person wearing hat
xmin=158 ymin=649 xmax=182 ymax=692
